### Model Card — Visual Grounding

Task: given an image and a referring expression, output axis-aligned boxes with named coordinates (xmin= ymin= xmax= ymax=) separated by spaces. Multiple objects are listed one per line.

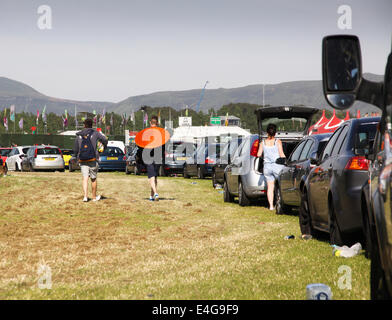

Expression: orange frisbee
xmin=135 ymin=127 xmax=171 ymax=149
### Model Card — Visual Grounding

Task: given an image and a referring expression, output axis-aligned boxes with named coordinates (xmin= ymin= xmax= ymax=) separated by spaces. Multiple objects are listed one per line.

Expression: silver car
xmin=22 ymin=145 xmax=65 ymax=172
xmin=223 ymin=106 xmax=318 ymax=206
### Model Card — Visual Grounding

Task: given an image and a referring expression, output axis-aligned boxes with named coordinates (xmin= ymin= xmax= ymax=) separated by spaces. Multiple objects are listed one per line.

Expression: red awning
xmin=308 ymin=109 xmax=329 ymax=135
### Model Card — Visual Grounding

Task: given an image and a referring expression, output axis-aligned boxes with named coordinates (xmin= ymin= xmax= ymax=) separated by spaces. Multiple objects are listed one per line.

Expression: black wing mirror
xmin=322 ymin=35 xmax=362 ymax=109
xmin=275 ymin=157 xmax=287 ymax=165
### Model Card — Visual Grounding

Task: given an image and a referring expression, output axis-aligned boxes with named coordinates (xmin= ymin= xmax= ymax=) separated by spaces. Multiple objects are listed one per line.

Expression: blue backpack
xmin=79 ymin=132 xmax=96 ymax=160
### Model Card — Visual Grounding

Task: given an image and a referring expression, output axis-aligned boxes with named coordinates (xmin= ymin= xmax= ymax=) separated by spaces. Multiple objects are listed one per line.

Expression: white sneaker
xmin=83 ymin=197 xmax=88 ymax=202
xmin=93 ymin=195 xmax=101 ymax=202
xmin=154 ymin=193 xmax=159 ymax=201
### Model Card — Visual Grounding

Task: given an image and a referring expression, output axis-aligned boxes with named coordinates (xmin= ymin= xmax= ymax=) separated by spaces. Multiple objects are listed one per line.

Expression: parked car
xmin=0 ymin=147 xmax=12 ymax=164
xmin=212 ymin=137 xmax=243 ymax=188
xmin=125 ymin=145 xmax=146 ymax=175
xmin=161 ymin=141 xmax=196 ymax=176
xmin=21 ymin=145 xmax=65 ymax=172
xmin=321 ymin=34 xmax=392 ymax=299
xmin=98 ymin=146 xmax=126 ymax=171
xmin=61 ymin=149 xmax=73 ymax=168
xmin=5 ymin=146 xmax=31 ymax=171
xmin=275 ymin=133 xmax=332 ymax=215
xmin=183 ymin=142 xmax=223 ymax=179
xmin=301 ymin=117 xmax=379 ymax=245
xmin=223 ymin=106 xmax=318 ymax=206
xmin=68 ymin=155 xmax=80 ymax=172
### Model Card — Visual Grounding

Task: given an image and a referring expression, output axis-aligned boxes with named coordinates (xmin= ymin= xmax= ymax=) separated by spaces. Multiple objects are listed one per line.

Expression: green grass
xmin=0 ymin=171 xmax=370 ymax=299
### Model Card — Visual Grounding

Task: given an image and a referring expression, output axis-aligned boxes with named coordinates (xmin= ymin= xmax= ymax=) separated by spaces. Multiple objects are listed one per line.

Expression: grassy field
xmin=0 ymin=171 xmax=370 ymax=300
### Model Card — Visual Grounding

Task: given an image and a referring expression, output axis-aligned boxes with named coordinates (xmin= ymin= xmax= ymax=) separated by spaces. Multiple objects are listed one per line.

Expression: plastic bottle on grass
xmin=332 ymin=242 xmax=362 ymax=258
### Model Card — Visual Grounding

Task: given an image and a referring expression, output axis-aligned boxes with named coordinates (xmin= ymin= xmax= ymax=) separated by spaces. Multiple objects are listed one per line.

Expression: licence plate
xmin=107 ymin=157 xmax=118 ymax=160
xmin=45 ymin=158 xmax=55 ymax=161
xmin=176 ymin=157 xmax=187 ymax=161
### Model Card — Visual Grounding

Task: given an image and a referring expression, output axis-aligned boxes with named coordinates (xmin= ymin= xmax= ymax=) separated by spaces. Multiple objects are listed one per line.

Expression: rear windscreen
xmin=101 ymin=147 xmax=124 ymax=156
xmin=262 ymin=117 xmax=307 ymax=132
xmin=166 ymin=143 xmax=195 ymax=155
xmin=0 ymin=149 xmax=11 ymax=156
xmin=22 ymin=148 xmax=30 ymax=154
xmin=37 ymin=148 xmax=61 ymax=155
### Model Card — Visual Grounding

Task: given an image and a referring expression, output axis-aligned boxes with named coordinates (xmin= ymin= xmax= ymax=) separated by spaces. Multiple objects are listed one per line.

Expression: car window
xmin=317 ymin=141 xmax=328 ymax=157
xmin=354 ymin=123 xmax=378 ymax=155
xmin=321 ymin=128 xmax=343 ymax=161
xmin=289 ymin=141 xmax=306 ymax=162
xmin=101 ymin=146 xmax=124 ymax=156
xmin=0 ymin=149 xmax=11 ymax=156
xmin=299 ymin=140 xmax=314 ymax=161
xmin=37 ymin=148 xmax=61 ymax=155
xmin=233 ymin=139 xmax=246 ymax=159
xmin=331 ymin=125 xmax=349 ymax=156
xmin=14 ymin=149 xmax=20 ymax=155
xmin=22 ymin=147 xmax=30 ymax=154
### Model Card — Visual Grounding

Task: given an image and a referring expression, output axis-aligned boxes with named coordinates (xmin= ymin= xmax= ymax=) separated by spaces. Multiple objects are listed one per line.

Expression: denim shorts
xmin=146 ymin=163 xmax=160 ymax=178
xmin=263 ymin=163 xmax=284 ymax=182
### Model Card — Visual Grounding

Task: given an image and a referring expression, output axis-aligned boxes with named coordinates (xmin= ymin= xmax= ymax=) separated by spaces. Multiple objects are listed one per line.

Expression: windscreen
xmin=101 ymin=146 xmax=124 ymax=156
xmin=0 ymin=149 xmax=11 ymax=156
xmin=261 ymin=117 xmax=308 ymax=132
xmin=37 ymin=148 xmax=61 ymax=155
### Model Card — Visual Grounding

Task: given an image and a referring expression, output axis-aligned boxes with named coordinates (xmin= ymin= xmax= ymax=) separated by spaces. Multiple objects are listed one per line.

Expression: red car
xmin=0 ymin=147 xmax=12 ymax=175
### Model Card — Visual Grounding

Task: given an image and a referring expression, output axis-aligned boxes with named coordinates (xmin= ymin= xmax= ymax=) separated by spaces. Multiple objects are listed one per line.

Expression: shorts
xmin=80 ymin=161 xmax=99 ymax=180
xmin=146 ymin=163 xmax=160 ymax=178
xmin=263 ymin=163 xmax=284 ymax=182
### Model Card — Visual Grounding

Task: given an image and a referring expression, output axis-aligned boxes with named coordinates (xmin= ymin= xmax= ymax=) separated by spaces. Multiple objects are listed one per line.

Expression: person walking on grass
xmin=139 ymin=115 xmax=162 ymax=201
xmin=74 ymin=118 xmax=108 ymax=202
xmin=256 ymin=123 xmax=286 ymax=210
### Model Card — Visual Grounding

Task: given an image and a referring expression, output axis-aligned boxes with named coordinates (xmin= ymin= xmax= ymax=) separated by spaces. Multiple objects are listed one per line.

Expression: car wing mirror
xmin=275 ymin=157 xmax=287 ymax=165
xmin=322 ymin=35 xmax=362 ymax=109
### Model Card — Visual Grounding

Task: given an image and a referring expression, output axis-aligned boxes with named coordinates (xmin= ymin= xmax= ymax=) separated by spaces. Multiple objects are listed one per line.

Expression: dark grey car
xmin=275 ymin=133 xmax=331 ymax=215
xmin=302 ymin=117 xmax=380 ymax=245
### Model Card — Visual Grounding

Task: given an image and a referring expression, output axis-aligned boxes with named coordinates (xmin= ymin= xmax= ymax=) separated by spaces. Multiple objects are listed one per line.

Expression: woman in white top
xmin=256 ymin=123 xmax=286 ymax=210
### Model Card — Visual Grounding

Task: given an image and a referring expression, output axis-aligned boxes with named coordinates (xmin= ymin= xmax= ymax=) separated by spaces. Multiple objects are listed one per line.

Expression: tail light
xmin=250 ymin=139 xmax=259 ymax=157
xmin=34 ymin=149 xmax=38 ymax=158
xmin=123 ymin=156 xmax=127 ymax=160
xmin=205 ymin=157 xmax=215 ymax=164
xmin=165 ymin=152 xmax=174 ymax=158
xmin=345 ymin=156 xmax=369 ymax=171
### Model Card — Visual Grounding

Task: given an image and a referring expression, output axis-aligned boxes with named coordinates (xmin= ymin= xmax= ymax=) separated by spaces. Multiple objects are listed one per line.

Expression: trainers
xmin=154 ymin=193 xmax=159 ymax=201
xmin=83 ymin=197 xmax=88 ymax=202
xmin=149 ymin=196 xmax=154 ymax=201
xmin=93 ymin=195 xmax=101 ymax=202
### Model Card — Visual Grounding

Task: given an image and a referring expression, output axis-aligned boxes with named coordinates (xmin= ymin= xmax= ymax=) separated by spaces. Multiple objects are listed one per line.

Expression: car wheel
xmin=212 ymin=171 xmax=218 ymax=188
xmin=362 ymin=198 xmax=374 ymax=259
xmin=329 ymin=200 xmax=344 ymax=246
xmin=159 ymin=165 xmax=166 ymax=177
xmin=197 ymin=166 xmax=205 ymax=179
xmin=224 ymin=179 xmax=234 ymax=203
xmin=299 ymin=189 xmax=316 ymax=237
xmin=238 ymin=180 xmax=251 ymax=207
xmin=275 ymin=184 xmax=292 ymax=215
xmin=183 ymin=165 xmax=190 ymax=179
xmin=370 ymin=236 xmax=392 ymax=299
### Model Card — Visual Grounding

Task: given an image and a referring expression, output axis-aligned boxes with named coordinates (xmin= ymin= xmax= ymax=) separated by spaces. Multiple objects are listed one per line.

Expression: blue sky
xmin=0 ymin=0 xmax=391 ymax=102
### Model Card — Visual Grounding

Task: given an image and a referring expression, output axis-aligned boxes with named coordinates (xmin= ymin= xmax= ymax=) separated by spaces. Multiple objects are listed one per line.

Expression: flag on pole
xmin=110 ymin=113 xmax=113 ymax=126
xmin=93 ymin=109 xmax=97 ymax=125
xmin=225 ymin=112 xmax=229 ymax=126
xmin=144 ymin=112 xmax=148 ymax=126
xmin=10 ymin=105 xmax=15 ymax=122
xmin=3 ymin=116 xmax=8 ymax=131
xmin=36 ymin=109 xmax=40 ymax=125
xmin=130 ymin=111 xmax=135 ymax=123
xmin=19 ymin=117 xmax=24 ymax=130
xmin=185 ymin=107 xmax=188 ymax=117
xmin=102 ymin=108 xmax=106 ymax=125
xmin=158 ymin=110 xmax=161 ymax=125
xmin=42 ymin=105 xmax=47 ymax=124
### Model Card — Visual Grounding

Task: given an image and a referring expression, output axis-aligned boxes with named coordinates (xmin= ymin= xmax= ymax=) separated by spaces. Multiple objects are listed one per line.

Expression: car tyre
xmin=212 ymin=171 xmax=218 ymax=188
xmin=224 ymin=179 xmax=234 ymax=203
xmin=370 ymin=236 xmax=392 ymax=299
xmin=299 ymin=189 xmax=316 ymax=237
xmin=197 ymin=166 xmax=205 ymax=179
xmin=329 ymin=200 xmax=344 ymax=246
xmin=275 ymin=184 xmax=292 ymax=215
xmin=362 ymin=198 xmax=374 ymax=259
xmin=183 ymin=165 xmax=190 ymax=179
xmin=238 ymin=180 xmax=251 ymax=207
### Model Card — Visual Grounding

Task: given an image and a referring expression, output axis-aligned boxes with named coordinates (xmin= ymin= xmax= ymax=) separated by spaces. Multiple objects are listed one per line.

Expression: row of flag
xmin=1 ymin=105 xmax=160 ymax=132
